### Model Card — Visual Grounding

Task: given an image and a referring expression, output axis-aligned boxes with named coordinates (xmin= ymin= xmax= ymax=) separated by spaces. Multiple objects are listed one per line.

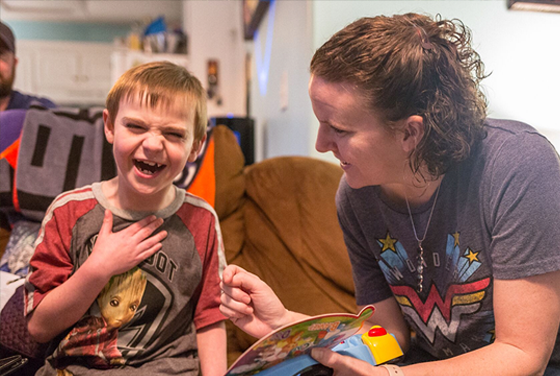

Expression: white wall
xmin=183 ymin=0 xmax=246 ymax=119
xmin=248 ymin=0 xmax=315 ymax=161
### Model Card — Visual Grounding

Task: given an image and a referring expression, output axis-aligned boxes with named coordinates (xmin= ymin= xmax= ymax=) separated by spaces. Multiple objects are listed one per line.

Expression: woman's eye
xmin=332 ymin=127 xmax=346 ymax=135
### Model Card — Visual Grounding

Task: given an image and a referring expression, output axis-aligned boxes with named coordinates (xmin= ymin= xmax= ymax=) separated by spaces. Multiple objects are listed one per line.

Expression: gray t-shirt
xmin=336 ymin=119 xmax=560 ymax=363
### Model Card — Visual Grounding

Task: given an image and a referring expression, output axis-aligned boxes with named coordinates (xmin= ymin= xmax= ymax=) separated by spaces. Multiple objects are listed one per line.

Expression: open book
xmin=226 ymin=305 xmax=375 ymax=376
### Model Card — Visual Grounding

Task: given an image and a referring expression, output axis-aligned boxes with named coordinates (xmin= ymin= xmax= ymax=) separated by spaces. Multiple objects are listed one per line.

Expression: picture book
xmin=225 ymin=305 xmax=375 ymax=376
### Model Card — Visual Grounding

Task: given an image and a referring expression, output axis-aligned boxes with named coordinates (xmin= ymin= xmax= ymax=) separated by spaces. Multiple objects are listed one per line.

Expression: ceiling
xmin=0 ymin=0 xmax=183 ymax=24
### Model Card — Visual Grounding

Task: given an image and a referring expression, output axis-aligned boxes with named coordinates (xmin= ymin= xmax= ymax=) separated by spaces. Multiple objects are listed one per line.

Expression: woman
xmin=220 ymin=13 xmax=560 ymax=375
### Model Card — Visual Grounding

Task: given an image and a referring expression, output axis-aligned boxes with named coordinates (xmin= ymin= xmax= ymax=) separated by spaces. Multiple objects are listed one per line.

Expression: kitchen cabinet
xmin=15 ymin=40 xmax=114 ymax=106
xmin=111 ymin=50 xmax=189 ymax=85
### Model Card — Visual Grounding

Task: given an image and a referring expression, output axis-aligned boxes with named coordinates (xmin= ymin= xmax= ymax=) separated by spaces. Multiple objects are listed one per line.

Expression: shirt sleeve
xmin=24 ymin=199 xmax=75 ymax=316
xmin=485 ymin=130 xmax=560 ymax=279
xmin=193 ymin=212 xmax=226 ymax=329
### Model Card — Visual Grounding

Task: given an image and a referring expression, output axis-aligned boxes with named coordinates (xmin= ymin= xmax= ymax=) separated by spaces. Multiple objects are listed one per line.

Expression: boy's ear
xmin=103 ymin=109 xmax=115 ymax=144
xmin=400 ymin=115 xmax=425 ymax=154
xmin=187 ymin=133 xmax=207 ymax=163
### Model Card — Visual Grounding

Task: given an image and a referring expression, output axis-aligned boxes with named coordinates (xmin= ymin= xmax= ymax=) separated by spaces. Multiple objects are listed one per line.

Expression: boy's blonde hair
xmin=106 ymin=61 xmax=207 ymax=142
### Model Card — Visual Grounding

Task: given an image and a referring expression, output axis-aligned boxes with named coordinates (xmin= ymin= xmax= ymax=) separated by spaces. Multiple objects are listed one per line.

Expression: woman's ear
xmin=400 ymin=115 xmax=425 ymax=154
xmin=103 ymin=109 xmax=114 ymax=144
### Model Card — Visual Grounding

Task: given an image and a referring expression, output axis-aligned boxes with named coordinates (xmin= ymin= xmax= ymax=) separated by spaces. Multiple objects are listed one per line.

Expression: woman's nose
xmin=315 ymin=124 xmax=334 ymax=154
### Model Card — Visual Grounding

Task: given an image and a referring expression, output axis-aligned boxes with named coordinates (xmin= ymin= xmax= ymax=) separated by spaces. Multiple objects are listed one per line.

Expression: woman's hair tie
xmin=413 ymin=24 xmax=434 ymax=50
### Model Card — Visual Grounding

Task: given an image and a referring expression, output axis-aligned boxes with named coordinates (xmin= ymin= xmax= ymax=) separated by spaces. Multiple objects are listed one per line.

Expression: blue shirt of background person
xmin=0 ymin=21 xmax=56 ymax=112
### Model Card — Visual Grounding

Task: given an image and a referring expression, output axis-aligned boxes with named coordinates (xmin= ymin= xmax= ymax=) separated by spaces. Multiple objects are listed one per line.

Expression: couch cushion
xmin=226 ymin=156 xmax=356 ymax=363
xmin=212 ymin=125 xmax=246 ymax=261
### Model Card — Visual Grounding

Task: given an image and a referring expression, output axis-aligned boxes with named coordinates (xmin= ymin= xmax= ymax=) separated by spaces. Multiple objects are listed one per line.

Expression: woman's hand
xmin=311 ymin=348 xmax=390 ymax=376
xmin=220 ymin=264 xmax=296 ymax=338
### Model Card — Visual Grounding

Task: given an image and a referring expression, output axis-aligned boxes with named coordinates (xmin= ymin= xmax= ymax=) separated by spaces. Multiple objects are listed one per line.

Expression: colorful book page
xmin=226 ymin=305 xmax=375 ymax=376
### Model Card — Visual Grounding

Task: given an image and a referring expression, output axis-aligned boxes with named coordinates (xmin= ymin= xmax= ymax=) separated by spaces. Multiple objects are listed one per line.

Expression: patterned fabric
xmin=0 ymin=220 xmax=40 ymax=276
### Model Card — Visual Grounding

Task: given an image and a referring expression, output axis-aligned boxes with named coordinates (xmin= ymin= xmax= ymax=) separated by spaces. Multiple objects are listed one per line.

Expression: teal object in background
xmin=6 ymin=20 xmax=130 ymax=43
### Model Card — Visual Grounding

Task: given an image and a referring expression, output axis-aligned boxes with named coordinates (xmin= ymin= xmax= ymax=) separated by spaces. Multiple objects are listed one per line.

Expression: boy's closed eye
xmin=125 ymin=122 xmax=145 ymax=131
xmin=165 ymin=131 xmax=186 ymax=139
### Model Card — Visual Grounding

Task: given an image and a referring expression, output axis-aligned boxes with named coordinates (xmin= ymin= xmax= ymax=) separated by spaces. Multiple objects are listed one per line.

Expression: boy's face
xmin=103 ymin=97 xmax=203 ymax=206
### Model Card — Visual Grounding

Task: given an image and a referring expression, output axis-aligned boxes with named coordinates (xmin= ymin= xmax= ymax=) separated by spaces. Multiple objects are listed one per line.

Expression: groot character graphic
xmin=55 ymin=267 xmax=147 ymax=374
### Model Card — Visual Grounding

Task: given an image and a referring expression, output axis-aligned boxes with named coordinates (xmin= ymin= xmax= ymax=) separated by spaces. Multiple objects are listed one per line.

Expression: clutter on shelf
xmin=118 ymin=16 xmax=188 ymax=54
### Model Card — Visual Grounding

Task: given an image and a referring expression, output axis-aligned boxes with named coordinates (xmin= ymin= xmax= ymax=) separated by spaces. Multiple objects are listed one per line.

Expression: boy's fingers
xmin=130 ymin=216 xmax=164 ymax=239
xmin=130 ymin=215 xmax=158 ymax=230
xmin=140 ymin=230 xmax=167 ymax=251
xmin=138 ymin=242 xmax=163 ymax=261
xmin=99 ymin=209 xmax=114 ymax=235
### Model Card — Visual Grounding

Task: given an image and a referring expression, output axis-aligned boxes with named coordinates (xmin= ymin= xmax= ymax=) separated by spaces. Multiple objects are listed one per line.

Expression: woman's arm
xmin=197 ymin=321 xmax=227 ymax=376
xmin=357 ymin=297 xmax=411 ymax=354
xmin=312 ymin=270 xmax=560 ymax=376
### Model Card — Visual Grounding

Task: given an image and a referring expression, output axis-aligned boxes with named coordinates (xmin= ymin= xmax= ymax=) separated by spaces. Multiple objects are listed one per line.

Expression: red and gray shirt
xmin=25 ymin=182 xmax=226 ymax=375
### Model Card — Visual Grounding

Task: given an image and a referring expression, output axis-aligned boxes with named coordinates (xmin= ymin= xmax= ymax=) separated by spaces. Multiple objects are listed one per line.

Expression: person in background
xmin=0 ymin=21 xmax=56 ymax=251
xmin=220 ymin=13 xmax=560 ymax=376
xmin=0 ymin=21 xmax=56 ymax=112
xmin=25 ymin=61 xmax=227 ymax=375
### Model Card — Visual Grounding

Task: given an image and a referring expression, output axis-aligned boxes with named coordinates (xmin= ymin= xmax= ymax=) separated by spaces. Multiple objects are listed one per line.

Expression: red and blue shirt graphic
xmin=377 ymin=232 xmax=494 ymax=358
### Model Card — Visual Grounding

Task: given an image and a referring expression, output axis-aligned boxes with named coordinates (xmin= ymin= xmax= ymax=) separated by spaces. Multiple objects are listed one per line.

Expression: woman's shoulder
xmin=483 ymin=118 xmax=553 ymax=149
xmin=475 ymin=118 xmax=558 ymax=167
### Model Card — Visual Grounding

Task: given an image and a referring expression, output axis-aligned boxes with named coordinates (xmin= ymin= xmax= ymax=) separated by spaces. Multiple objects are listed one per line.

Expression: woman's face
xmin=309 ymin=75 xmax=408 ymax=189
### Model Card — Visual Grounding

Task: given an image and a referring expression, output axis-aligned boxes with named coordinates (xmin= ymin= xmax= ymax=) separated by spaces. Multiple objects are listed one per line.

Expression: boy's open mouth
xmin=134 ymin=159 xmax=166 ymax=175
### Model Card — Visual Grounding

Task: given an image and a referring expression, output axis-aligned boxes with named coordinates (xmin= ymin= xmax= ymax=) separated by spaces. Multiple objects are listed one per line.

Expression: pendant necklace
xmin=404 ymin=183 xmax=441 ymax=293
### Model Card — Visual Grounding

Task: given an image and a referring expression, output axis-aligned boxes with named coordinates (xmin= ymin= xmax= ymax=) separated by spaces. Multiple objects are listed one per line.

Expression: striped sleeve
xmin=180 ymin=193 xmax=227 ymax=329
xmin=24 ymin=187 xmax=97 ymax=315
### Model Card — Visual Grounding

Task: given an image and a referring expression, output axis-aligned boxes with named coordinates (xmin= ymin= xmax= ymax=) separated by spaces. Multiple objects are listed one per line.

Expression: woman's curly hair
xmin=310 ymin=13 xmax=488 ymax=179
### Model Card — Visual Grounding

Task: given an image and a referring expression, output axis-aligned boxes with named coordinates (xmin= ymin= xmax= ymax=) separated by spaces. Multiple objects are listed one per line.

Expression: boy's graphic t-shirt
xmin=24 ymin=183 xmax=226 ymax=375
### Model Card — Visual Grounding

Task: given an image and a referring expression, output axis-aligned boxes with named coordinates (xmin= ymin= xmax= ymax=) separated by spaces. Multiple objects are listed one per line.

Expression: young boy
xmin=24 ymin=61 xmax=227 ymax=375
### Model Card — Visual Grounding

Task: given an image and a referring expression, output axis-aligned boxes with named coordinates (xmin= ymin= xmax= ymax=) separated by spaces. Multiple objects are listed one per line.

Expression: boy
xmin=24 ymin=61 xmax=227 ymax=375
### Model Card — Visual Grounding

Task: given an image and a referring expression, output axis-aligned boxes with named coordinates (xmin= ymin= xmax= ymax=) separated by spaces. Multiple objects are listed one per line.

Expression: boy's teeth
xmin=144 ymin=161 xmax=162 ymax=167
xmin=134 ymin=159 xmax=164 ymax=174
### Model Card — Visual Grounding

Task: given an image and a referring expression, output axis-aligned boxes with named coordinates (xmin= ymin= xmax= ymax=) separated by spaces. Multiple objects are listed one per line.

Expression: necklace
xmin=404 ymin=183 xmax=441 ymax=293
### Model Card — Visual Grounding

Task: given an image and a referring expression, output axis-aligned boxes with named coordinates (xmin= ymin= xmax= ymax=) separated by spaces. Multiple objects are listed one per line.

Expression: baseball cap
xmin=0 ymin=21 xmax=15 ymax=54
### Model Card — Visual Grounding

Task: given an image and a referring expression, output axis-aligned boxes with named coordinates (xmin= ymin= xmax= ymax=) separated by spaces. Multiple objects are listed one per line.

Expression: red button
xmin=368 ymin=327 xmax=388 ymax=337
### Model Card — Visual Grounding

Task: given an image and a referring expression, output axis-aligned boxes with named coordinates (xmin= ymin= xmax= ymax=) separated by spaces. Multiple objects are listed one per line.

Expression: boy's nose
xmin=142 ymin=133 xmax=164 ymax=151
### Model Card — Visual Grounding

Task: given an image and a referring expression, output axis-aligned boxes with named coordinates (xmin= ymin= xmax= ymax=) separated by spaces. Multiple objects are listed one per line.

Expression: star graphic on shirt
xmin=379 ymin=232 xmax=397 ymax=253
xmin=463 ymin=248 xmax=480 ymax=265
xmin=453 ymin=232 xmax=460 ymax=247
xmin=488 ymin=329 xmax=496 ymax=342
